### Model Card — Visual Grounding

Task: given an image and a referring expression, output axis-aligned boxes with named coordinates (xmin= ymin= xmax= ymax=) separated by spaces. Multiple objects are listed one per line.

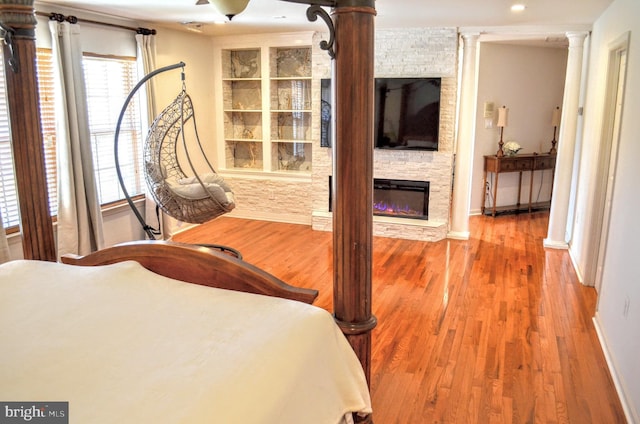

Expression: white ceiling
xmin=34 ymin=0 xmax=613 ymax=40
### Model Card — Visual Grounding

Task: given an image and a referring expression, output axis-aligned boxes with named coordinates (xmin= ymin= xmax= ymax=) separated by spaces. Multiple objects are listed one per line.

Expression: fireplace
xmin=329 ymin=177 xmax=429 ymax=220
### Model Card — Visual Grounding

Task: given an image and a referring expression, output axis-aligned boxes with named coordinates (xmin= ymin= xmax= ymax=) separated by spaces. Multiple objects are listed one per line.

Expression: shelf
xmin=224 ymin=140 xmax=263 ymax=170
xmin=270 ymin=76 xmax=312 ymax=81
xmin=224 ymin=80 xmax=261 ymax=111
xmin=271 ymin=142 xmax=312 ymax=172
xmin=224 ymin=111 xmax=262 ymax=140
xmin=225 ymin=138 xmax=263 ymax=143
xmin=223 ymin=77 xmax=261 ymax=82
xmin=270 ymin=79 xmax=311 ymax=111
xmin=481 ymin=201 xmax=551 ymax=216
xmin=273 ymin=139 xmax=313 ymax=144
xmin=270 ymin=111 xmax=311 ymax=141
xmin=224 ymin=109 xmax=262 ymax=113
xmin=271 ymin=109 xmax=312 ymax=113
xmin=222 ymin=48 xmax=261 ymax=79
xmin=271 ymin=47 xmax=312 ymax=78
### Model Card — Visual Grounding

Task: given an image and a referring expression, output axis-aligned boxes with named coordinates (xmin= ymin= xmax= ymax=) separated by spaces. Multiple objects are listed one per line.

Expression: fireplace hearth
xmin=329 ymin=177 xmax=429 ymax=220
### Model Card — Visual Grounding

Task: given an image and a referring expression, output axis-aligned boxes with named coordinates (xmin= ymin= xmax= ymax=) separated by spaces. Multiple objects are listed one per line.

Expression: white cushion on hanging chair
xmin=167 ymin=180 xmax=234 ymax=206
xmin=178 ymin=173 xmax=226 ymax=186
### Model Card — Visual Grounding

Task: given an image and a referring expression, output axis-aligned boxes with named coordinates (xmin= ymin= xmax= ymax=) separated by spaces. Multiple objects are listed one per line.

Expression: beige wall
xmin=153 ymin=28 xmax=217 ymax=235
xmin=471 ymin=42 xmax=568 ymax=213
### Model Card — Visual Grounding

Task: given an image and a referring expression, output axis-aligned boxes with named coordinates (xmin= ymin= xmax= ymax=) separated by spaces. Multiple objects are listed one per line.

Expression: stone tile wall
xmin=311 ymin=28 xmax=459 ymax=241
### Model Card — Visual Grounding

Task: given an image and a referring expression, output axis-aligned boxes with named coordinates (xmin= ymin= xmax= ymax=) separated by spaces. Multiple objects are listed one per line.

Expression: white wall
xmin=575 ymin=0 xmax=640 ymax=421
xmin=470 ymin=43 xmax=567 ymax=213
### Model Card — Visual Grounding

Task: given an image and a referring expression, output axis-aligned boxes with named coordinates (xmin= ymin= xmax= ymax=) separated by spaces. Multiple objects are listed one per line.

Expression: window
xmin=0 ymin=53 xmax=19 ymax=229
xmin=83 ymin=54 xmax=144 ymax=205
xmin=0 ymin=49 xmax=144 ymax=232
xmin=37 ymin=49 xmax=59 ymax=219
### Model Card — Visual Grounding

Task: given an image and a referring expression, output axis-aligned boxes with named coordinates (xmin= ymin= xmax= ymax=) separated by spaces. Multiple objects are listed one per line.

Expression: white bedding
xmin=0 ymin=260 xmax=371 ymax=423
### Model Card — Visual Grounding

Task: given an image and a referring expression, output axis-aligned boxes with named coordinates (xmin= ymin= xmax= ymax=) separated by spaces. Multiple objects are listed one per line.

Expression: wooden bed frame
xmin=61 ymin=240 xmax=318 ymax=305
xmin=1 ymin=2 xmax=376 ymax=421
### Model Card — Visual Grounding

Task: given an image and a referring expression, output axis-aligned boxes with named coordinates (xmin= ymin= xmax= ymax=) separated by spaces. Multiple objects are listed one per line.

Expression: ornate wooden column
xmin=330 ymin=0 xmax=377 ymax=386
xmin=0 ymin=0 xmax=56 ymax=260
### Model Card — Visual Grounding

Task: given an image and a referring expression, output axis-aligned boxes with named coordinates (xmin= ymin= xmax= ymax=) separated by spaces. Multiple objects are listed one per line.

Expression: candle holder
xmin=550 ymin=126 xmax=558 ymax=154
xmin=497 ymin=126 xmax=505 ymax=157
xmin=496 ymin=106 xmax=508 ymax=157
xmin=550 ymin=106 xmax=560 ymax=154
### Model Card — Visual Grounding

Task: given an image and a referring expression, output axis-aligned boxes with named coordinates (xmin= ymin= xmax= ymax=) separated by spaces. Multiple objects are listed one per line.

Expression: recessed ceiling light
xmin=511 ymin=4 xmax=526 ymax=12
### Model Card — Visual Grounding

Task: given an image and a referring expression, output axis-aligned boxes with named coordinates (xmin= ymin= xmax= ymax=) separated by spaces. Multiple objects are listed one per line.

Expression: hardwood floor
xmin=172 ymin=213 xmax=626 ymax=423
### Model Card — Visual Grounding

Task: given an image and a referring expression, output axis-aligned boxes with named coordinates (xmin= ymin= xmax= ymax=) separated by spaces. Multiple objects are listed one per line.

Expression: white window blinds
xmin=82 ymin=54 xmax=143 ymax=205
xmin=0 ymin=53 xmax=19 ymax=229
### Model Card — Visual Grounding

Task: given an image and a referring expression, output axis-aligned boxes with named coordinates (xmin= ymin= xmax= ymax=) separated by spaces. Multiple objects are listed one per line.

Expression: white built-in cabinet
xmin=216 ymin=37 xmax=313 ymax=175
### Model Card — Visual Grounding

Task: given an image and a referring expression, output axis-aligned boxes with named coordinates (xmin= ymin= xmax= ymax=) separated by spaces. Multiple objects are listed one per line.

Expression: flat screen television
xmin=320 ymin=77 xmax=442 ymax=151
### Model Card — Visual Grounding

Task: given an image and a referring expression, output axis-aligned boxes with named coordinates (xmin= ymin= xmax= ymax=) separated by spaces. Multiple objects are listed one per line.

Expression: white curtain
xmin=49 ymin=21 xmax=105 ymax=257
xmin=135 ymin=32 xmax=166 ymax=239
xmin=0 ymin=212 xmax=10 ymax=263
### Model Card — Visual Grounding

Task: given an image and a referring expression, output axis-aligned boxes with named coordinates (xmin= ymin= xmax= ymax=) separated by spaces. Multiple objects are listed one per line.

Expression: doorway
xmin=590 ymin=32 xmax=630 ymax=292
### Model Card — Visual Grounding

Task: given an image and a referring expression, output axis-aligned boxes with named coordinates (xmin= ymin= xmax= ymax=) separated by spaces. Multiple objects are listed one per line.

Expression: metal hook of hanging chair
xmin=181 ymin=67 xmax=187 ymax=93
xmin=0 ymin=21 xmax=19 ymax=73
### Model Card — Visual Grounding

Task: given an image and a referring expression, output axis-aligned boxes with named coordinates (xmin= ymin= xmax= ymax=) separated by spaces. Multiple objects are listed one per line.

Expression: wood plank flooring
xmin=172 ymin=213 xmax=626 ymax=423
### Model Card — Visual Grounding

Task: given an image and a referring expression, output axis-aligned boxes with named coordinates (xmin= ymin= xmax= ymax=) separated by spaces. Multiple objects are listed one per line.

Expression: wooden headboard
xmin=61 ymin=240 xmax=318 ymax=305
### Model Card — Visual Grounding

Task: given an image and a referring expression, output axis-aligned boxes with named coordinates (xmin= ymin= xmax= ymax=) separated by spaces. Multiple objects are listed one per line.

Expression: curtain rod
xmin=35 ymin=11 xmax=156 ymax=35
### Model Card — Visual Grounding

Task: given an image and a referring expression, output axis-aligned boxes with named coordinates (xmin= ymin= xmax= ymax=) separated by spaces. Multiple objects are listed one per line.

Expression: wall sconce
xmin=483 ymin=101 xmax=495 ymax=129
xmin=550 ymin=106 xmax=560 ymax=154
xmin=496 ymin=105 xmax=508 ymax=157
xmin=209 ymin=0 xmax=250 ymax=20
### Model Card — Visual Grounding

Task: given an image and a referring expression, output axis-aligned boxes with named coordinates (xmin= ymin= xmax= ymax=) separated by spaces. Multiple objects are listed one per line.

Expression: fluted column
xmin=544 ymin=31 xmax=588 ymax=249
xmin=331 ymin=0 xmax=377 ymax=388
xmin=0 ymin=0 xmax=56 ymax=260
xmin=449 ymin=32 xmax=480 ymax=240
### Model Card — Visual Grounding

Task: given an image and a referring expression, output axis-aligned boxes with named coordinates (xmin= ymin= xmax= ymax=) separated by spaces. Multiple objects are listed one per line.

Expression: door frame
xmin=591 ymin=31 xmax=630 ymax=293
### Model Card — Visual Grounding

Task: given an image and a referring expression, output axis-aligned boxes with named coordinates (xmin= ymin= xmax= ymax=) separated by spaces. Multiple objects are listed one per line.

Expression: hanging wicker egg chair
xmin=144 ymin=90 xmax=235 ymax=224
xmin=115 ymin=62 xmax=239 ymax=257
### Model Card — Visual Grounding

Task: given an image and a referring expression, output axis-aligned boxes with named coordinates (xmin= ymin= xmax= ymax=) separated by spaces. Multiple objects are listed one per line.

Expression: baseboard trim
xmin=227 ymin=210 xmax=312 ymax=226
xmin=567 ymin=244 xmax=588 ymax=286
xmin=593 ymin=313 xmax=638 ymax=424
xmin=447 ymin=230 xmax=470 ymax=240
xmin=543 ymin=238 xmax=568 ymax=249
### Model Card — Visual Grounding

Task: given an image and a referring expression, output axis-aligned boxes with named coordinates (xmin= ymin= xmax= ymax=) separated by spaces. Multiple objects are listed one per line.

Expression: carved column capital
xmin=460 ymin=32 xmax=481 ymax=44
xmin=565 ymin=31 xmax=589 ymax=48
xmin=0 ymin=0 xmax=36 ymax=37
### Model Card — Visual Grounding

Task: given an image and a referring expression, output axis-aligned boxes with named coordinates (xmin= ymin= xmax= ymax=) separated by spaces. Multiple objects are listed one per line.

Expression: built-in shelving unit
xmin=219 ymin=45 xmax=312 ymax=174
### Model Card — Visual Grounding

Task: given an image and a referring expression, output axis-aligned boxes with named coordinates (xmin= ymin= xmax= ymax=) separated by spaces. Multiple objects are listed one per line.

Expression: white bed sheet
xmin=0 ymin=260 xmax=371 ymax=423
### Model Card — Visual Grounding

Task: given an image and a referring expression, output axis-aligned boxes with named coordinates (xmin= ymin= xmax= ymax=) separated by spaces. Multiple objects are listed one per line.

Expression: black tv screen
xmin=374 ymin=78 xmax=441 ymax=151
xmin=320 ymin=77 xmax=441 ymax=151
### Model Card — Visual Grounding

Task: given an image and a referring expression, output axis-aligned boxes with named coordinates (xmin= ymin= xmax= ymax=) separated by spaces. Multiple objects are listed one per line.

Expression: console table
xmin=481 ymin=153 xmax=556 ymax=217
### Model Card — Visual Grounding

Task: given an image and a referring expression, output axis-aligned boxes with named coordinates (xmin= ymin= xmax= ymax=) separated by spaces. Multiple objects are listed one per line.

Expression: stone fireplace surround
xmin=218 ymin=28 xmax=459 ymax=242
xmin=310 ymin=28 xmax=458 ymax=242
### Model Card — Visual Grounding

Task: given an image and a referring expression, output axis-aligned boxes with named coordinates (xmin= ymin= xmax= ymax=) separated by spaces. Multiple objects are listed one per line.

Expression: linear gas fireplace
xmin=329 ymin=177 xmax=430 ymax=220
